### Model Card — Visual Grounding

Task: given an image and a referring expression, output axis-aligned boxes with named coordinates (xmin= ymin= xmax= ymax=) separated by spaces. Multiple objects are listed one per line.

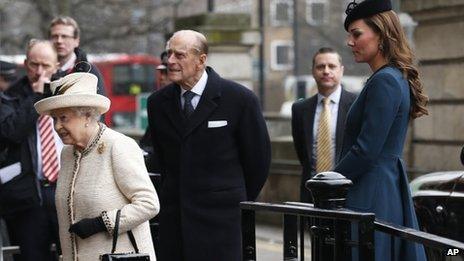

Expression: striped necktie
xmin=38 ymin=115 xmax=59 ymax=182
xmin=316 ymin=97 xmax=333 ymax=173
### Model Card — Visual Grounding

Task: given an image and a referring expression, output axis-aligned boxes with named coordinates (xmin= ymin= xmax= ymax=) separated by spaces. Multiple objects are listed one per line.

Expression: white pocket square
xmin=208 ymin=120 xmax=227 ymax=128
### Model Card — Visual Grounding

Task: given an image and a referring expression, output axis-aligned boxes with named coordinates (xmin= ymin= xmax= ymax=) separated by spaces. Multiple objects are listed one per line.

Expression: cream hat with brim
xmin=34 ymin=72 xmax=110 ymax=115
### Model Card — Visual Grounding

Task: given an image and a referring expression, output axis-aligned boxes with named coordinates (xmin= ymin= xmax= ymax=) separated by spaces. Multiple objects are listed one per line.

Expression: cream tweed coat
xmin=56 ymin=126 xmax=159 ymax=261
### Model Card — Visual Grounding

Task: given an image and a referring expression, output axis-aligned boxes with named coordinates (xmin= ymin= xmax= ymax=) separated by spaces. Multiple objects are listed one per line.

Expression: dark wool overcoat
xmin=147 ymin=67 xmax=271 ymax=261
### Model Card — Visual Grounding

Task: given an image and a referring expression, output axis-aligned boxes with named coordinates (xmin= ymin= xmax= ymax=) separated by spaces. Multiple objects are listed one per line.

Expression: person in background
xmin=291 ymin=47 xmax=356 ymax=203
xmin=0 ymin=61 xmax=18 ymax=92
xmin=335 ymin=0 xmax=428 ymax=260
xmin=147 ymin=30 xmax=271 ymax=261
xmin=139 ymin=50 xmax=171 ymax=159
xmin=0 ymin=39 xmax=60 ymax=261
xmin=48 ymin=16 xmax=105 ymax=96
xmin=34 ymin=72 xmax=159 ymax=260
xmin=156 ymin=51 xmax=170 ymax=89
xmin=0 ymin=60 xmax=19 ymax=252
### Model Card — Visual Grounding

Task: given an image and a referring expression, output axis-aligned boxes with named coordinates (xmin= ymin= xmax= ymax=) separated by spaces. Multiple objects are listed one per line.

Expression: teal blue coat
xmin=334 ymin=66 xmax=426 ymax=261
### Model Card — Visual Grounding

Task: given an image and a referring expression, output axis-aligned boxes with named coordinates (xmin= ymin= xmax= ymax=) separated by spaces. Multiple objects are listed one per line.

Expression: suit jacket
xmin=291 ymin=88 xmax=356 ymax=202
xmin=147 ymin=67 xmax=271 ymax=261
xmin=334 ymin=66 xmax=426 ymax=261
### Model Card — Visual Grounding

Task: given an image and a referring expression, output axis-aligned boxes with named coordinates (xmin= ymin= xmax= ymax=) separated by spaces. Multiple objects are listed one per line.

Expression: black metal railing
xmin=241 ymin=201 xmax=375 ymax=260
xmin=374 ymin=220 xmax=464 ymax=261
xmin=241 ymin=172 xmax=464 ymax=261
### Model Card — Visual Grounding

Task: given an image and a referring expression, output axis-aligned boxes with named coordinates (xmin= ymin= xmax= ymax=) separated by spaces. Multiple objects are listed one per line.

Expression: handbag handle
xmin=110 ymin=209 xmax=140 ymax=254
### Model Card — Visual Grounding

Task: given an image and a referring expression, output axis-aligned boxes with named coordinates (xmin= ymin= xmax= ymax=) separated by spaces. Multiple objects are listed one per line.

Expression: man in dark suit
xmin=292 ymin=47 xmax=357 ymax=203
xmin=147 ymin=30 xmax=271 ymax=261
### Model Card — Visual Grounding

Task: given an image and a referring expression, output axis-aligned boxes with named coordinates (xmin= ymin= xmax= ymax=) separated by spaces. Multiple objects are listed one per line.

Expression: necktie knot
xmin=322 ymin=97 xmax=331 ymax=106
xmin=183 ymin=90 xmax=195 ymax=102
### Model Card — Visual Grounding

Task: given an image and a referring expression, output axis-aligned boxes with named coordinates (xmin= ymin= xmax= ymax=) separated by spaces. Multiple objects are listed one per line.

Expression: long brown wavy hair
xmin=364 ymin=11 xmax=428 ymax=119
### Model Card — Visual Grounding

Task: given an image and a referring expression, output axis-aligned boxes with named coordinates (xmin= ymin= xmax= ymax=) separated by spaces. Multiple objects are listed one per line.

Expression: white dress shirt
xmin=60 ymin=52 xmax=77 ymax=72
xmin=180 ymin=70 xmax=208 ymax=110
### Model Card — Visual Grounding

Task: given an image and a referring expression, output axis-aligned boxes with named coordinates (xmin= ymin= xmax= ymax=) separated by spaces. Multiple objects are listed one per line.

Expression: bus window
xmin=133 ymin=64 xmax=155 ymax=92
xmin=113 ymin=64 xmax=156 ymax=95
xmin=113 ymin=65 xmax=131 ymax=95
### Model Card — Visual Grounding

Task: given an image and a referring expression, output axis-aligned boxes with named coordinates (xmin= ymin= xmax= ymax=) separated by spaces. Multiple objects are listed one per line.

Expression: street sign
xmin=136 ymin=93 xmax=150 ymax=131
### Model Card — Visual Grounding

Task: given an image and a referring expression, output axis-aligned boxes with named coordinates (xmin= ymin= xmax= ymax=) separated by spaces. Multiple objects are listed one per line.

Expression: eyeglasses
xmin=50 ymin=34 xmax=76 ymax=41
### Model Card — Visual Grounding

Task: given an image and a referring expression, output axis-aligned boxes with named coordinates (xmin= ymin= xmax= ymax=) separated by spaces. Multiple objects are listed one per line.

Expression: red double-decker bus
xmin=91 ymin=54 xmax=162 ymax=128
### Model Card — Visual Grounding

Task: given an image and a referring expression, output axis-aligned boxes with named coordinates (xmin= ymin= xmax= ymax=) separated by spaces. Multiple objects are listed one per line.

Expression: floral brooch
xmin=97 ymin=142 xmax=105 ymax=154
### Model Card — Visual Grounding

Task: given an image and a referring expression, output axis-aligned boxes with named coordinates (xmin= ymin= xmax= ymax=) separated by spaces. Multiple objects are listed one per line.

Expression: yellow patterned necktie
xmin=316 ymin=97 xmax=333 ymax=173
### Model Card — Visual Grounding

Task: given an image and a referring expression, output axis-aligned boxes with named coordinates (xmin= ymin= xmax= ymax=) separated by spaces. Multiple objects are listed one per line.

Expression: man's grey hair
xmin=26 ymin=39 xmax=56 ymax=58
xmin=167 ymin=30 xmax=209 ymax=55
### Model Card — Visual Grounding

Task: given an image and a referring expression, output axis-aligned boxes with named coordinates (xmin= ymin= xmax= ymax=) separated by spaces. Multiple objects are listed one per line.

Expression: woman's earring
xmin=85 ymin=123 xmax=89 ymax=127
xmin=379 ymin=44 xmax=384 ymax=51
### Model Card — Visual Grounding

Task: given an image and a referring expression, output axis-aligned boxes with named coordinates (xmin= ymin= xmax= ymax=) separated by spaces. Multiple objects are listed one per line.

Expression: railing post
xmin=283 ymin=214 xmax=298 ymax=260
xmin=358 ymin=216 xmax=375 ymax=261
xmin=306 ymin=172 xmax=353 ymax=261
xmin=241 ymin=208 xmax=256 ymax=261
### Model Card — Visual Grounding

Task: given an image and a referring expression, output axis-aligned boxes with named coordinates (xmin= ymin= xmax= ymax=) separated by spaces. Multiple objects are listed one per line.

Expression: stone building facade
xmin=402 ymin=0 xmax=464 ymax=173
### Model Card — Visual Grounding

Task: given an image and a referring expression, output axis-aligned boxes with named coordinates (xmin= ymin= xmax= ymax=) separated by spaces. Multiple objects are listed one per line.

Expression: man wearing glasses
xmin=48 ymin=16 xmax=106 ymax=96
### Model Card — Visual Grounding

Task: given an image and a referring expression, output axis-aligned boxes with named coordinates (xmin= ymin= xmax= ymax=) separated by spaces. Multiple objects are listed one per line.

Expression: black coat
xmin=0 ymin=77 xmax=43 ymax=216
xmin=147 ymin=67 xmax=271 ymax=261
xmin=51 ymin=47 xmax=106 ymax=96
xmin=291 ymin=88 xmax=356 ymax=202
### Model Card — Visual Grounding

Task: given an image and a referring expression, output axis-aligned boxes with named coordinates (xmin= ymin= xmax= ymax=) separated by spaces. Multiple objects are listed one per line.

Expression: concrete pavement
xmin=256 ymin=223 xmax=311 ymax=260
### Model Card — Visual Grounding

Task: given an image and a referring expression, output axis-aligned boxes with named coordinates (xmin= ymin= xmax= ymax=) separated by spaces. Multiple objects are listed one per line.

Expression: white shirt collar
xmin=317 ymin=85 xmax=342 ymax=104
xmin=180 ymin=70 xmax=208 ymax=97
xmin=60 ymin=52 xmax=77 ymax=71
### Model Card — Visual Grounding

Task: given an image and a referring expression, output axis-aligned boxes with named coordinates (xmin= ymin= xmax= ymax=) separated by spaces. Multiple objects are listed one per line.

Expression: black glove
xmin=69 ymin=216 xmax=106 ymax=239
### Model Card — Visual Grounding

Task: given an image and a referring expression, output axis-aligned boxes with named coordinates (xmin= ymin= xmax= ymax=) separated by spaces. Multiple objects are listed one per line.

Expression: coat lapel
xmin=183 ymin=67 xmax=221 ymax=138
xmin=335 ymin=89 xmax=350 ymax=162
xmin=303 ymin=96 xmax=317 ymax=164
xmin=160 ymin=85 xmax=184 ymax=137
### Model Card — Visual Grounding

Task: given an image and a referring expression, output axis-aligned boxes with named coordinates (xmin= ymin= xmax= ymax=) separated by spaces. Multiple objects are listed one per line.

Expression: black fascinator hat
xmin=344 ymin=0 xmax=392 ymax=31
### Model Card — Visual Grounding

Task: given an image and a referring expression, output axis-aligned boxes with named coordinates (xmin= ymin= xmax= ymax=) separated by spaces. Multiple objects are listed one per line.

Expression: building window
xmin=271 ymin=40 xmax=294 ymax=71
xmin=306 ymin=0 xmax=329 ymax=25
xmin=270 ymin=0 xmax=293 ymax=26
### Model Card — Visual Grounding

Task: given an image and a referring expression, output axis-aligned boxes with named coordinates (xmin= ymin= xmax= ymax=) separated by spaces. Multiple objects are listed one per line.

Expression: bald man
xmin=147 ymin=30 xmax=271 ymax=261
xmin=0 ymin=39 xmax=61 ymax=261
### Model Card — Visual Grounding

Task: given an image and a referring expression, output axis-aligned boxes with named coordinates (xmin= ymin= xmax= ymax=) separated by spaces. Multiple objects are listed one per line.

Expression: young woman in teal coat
xmin=335 ymin=0 xmax=429 ymax=260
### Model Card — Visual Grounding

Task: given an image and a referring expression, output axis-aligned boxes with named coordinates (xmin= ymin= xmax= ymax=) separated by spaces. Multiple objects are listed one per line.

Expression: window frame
xmin=270 ymin=0 xmax=294 ymax=27
xmin=306 ymin=0 xmax=329 ymax=26
xmin=270 ymin=40 xmax=294 ymax=71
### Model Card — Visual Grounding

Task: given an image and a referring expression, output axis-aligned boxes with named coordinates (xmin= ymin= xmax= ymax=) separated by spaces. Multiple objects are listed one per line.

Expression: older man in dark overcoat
xmin=147 ymin=30 xmax=271 ymax=261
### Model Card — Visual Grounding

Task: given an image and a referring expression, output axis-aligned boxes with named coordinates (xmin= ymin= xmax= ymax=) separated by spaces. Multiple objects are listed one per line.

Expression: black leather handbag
xmin=100 ymin=210 xmax=150 ymax=261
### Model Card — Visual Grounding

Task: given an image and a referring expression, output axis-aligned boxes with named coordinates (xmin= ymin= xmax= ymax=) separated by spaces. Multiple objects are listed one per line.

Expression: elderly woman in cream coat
xmin=34 ymin=72 xmax=159 ymax=261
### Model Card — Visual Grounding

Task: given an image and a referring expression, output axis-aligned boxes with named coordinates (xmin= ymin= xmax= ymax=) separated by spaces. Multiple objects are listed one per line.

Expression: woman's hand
xmin=69 ymin=216 xmax=106 ymax=239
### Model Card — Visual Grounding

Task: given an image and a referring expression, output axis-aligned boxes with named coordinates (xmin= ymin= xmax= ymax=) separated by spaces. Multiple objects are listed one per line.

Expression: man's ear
xmin=199 ymin=53 xmax=207 ymax=66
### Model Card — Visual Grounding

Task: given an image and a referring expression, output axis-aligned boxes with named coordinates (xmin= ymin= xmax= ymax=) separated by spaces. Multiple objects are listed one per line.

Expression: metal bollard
xmin=305 ymin=171 xmax=353 ymax=261
xmin=305 ymin=171 xmax=352 ymax=209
